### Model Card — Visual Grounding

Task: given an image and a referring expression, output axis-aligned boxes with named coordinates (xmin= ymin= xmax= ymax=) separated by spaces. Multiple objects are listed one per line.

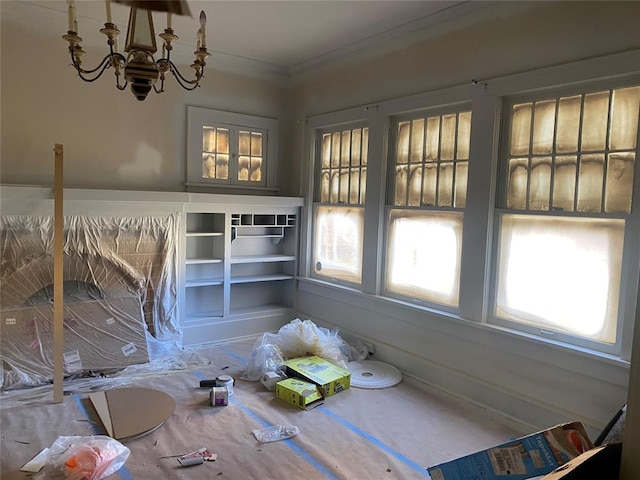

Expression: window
xmin=493 ymin=85 xmax=640 ymax=348
xmin=312 ymin=125 xmax=368 ymax=284
xmin=385 ymin=109 xmax=472 ymax=308
xmin=187 ymin=107 xmax=278 ymax=191
xmin=302 ymin=53 xmax=639 ymax=360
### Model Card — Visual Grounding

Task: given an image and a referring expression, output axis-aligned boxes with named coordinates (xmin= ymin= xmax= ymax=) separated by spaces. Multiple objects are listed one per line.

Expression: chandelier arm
xmin=152 ymin=77 xmax=165 ymax=94
xmin=164 ymin=60 xmax=205 ymax=90
xmin=70 ymin=51 xmax=126 ymax=78
xmin=75 ymin=59 xmax=114 ymax=83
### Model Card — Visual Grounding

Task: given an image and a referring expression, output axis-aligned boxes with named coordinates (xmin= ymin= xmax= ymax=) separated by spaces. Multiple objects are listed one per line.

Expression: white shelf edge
xmin=186 ymin=232 xmax=224 ymax=237
xmin=233 ymin=234 xmax=284 ymax=239
xmin=230 ymin=254 xmax=295 ymax=264
xmin=186 ymin=258 xmax=224 ymax=264
xmin=230 ymin=274 xmax=294 ymax=284
xmin=186 ymin=279 xmax=224 ymax=287
xmin=227 ymin=304 xmax=295 ymax=317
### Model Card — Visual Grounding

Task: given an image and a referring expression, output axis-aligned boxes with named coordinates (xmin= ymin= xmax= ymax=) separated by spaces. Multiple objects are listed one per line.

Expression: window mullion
xmin=361 ymin=115 xmax=388 ymax=295
xmin=601 ymin=90 xmax=614 ymax=212
xmin=574 ymin=95 xmax=586 ymax=212
xmin=459 ymin=90 xmax=502 ymax=322
xmin=526 ymin=103 xmax=534 ymax=210
xmin=550 ymin=99 xmax=559 ymax=210
xmin=420 ymin=120 xmax=427 ymax=206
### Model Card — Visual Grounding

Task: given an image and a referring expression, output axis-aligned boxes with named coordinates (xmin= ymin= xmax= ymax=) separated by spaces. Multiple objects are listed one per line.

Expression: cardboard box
xmin=1 ymin=296 xmax=149 ymax=388
xmin=275 ymin=378 xmax=324 ymax=410
xmin=541 ymin=443 xmax=622 ymax=479
xmin=427 ymin=422 xmax=594 ymax=480
xmin=283 ymin=356 xmax=351 ymax=398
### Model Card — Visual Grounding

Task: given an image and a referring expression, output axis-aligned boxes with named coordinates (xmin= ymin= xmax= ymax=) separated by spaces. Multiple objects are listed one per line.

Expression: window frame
xmin=310 ymin=121 xmax=370 ymax=287
xmin=489 ymin=79 xmax=640 ymax=355
xmin=382 ymin=104 xmax=473 ymax=311
xmin=186 ymin=106 xmax=278 ymax=192
xmin=299 ymin=52 xmax=640 ymax=363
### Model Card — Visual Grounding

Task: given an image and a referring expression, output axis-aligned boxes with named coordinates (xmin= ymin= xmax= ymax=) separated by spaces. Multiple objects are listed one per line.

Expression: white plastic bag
xmin=241 ymin=343 xmax=285 ymax=381
xmin=260 ymin=318 xmax=349 ymax=369
xmin=35 ymin=435 xmax=130 ymax=480
xmin=252 ymin=425 xmax=300 ymax=443
xmin=242 ymin=318 xmax=352 ymax=381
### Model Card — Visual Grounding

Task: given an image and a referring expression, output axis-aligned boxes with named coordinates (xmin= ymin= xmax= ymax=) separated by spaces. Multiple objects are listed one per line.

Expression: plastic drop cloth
xmin=242 ymin=318 xmax=368 ymax=381
xmin=0 ymin=214 xmax=180 ymax=390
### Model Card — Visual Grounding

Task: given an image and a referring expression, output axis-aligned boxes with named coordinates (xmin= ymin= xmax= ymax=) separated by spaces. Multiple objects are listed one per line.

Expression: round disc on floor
xmin=348 ymin=360 xmax=402 ymax=389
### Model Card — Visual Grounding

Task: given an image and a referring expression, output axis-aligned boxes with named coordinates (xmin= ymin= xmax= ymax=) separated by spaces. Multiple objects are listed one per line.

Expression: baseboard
xmin=311 ymin=317 xmax=609 ymax=441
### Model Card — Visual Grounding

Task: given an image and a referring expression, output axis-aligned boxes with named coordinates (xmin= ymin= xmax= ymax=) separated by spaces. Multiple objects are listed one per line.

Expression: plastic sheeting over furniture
xmin=0 ymin=214 xmax=179 ymax=389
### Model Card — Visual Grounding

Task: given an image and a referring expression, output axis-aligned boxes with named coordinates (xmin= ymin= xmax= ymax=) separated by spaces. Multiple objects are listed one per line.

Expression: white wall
xmin=0 ymin=16 xmax=291 ymax=193
xmin=2 ymin=0 xmax=640 ymax=438
xmin=291 ymin=0 xmax=640 ymax=436
xmin=287 ymin=0 xmax=640 ymax=196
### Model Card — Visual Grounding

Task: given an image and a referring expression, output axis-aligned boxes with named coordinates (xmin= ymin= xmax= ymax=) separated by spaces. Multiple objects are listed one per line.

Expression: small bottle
xmin=215 ymin=374 xmax=234 ymax=396
xmin=210 ymin=386 xmax=228 ymax=406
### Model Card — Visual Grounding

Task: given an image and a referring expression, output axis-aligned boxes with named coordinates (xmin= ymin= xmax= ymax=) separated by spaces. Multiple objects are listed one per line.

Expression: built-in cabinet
xmin=181 ymin=196 xmax=302 ymax=345
xmin=184 ymin=213 xmax=225 ymax=319
xmin=0 ymin=186 xmax=303 ymax=347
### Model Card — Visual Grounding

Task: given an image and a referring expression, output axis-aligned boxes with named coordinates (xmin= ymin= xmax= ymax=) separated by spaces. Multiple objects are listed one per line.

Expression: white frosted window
xmin=552 ymin=156 xmax=577 ymax=212
xmin=320 ymin=127 xmax=368 ymax=204
xmin=506 ymin=158 xmax=528 ymax=210
xmin=506 ymin=86 xmax=639 ymax=213
xmin=388 ymin=108 xmax=470 ymax=309
xmin=496 ymin=215 xmax=623 ymax=343
xmin=314 ymin=125 xmax=368 ymax=285
xmin=188 ymin=107 xmax=276 ymax=189
xmin=202 ymin=127 xmax=229 ymax=180
xmin=386 ymin=210 xmax=463 ymax=307
xmin=393 ymin=110 xmax=471 ymax=208
xmin=610 ymin=86 xmax=640 ymax=150
xmin=313 ymin=206 xmax=363 ymax=284
xmin=498 ymin=84 xmax=639 ymax=348
xmin=237 ymin=130 xmax=263 ymax=182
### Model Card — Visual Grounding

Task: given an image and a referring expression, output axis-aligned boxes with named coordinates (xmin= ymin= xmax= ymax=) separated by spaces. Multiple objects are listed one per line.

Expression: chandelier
xmin=62 ymin=0 xmax=211 ymax=101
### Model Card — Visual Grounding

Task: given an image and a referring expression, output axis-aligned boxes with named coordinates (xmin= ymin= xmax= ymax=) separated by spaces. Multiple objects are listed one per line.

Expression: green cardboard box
xmin=275 ymin=378 xmax=324 ymax=410
xmin=283 ymin=356 xmax=351 ymax=398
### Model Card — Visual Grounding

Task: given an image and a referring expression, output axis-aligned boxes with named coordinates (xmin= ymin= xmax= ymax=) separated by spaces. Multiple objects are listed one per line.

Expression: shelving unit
xmin=229 ymin=213 xmax=297 ymax=318
xmin=184 ymin=213 xmax=225 ymax=321
xmin=181 ymin=197 xmax=302 ymax=345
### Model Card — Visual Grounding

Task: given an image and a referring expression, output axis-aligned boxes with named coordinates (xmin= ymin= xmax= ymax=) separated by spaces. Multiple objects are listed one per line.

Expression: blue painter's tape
xmin=194 ymin=370 xmax=338 ymax=480
xmin=206 ymin=348 xmax=429 ymax=477
xmin=318 ymin=405 xmax=430 ymax=477
xmin=219 ymin=345 xmax=248 ymax=365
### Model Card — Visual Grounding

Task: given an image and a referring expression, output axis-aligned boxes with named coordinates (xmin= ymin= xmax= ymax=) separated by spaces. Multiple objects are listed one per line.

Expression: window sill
xmin=297 ymin=277 xmax=630 ymax=385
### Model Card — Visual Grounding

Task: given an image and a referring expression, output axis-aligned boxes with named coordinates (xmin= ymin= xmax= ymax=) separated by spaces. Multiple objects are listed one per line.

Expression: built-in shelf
xmin=230 ymin=254 xmax=295 ymax=264
xmin=230 ymin=274 xmax=293 ymax=284
xmin=186 ymin=257 xmax=224 ymax=265
xmin=186 ymin=232 xmax=224 ymax=237
xmin=186 ymin=278 xmax=224 ymax=287
xmin=181 ymin=202 xmax=301 ymax=345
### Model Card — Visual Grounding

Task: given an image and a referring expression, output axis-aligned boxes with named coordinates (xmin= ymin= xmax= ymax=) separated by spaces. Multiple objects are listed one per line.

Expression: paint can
xmin=215 ymin=374 xmax=234 ymax=396
xmin=210 ymin=386 xmax=228 ymax=406
xmin=260 ymin=371 xmax=283 ymax=392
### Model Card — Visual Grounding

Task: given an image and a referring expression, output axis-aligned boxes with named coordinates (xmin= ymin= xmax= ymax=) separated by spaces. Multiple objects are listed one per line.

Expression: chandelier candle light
xmin=62 ymin=0 xmax=211 ymax=101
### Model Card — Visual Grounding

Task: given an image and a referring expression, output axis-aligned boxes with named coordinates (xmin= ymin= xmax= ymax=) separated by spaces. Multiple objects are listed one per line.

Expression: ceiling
xmin=2 ymin=0 xmax=499 ymax=78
